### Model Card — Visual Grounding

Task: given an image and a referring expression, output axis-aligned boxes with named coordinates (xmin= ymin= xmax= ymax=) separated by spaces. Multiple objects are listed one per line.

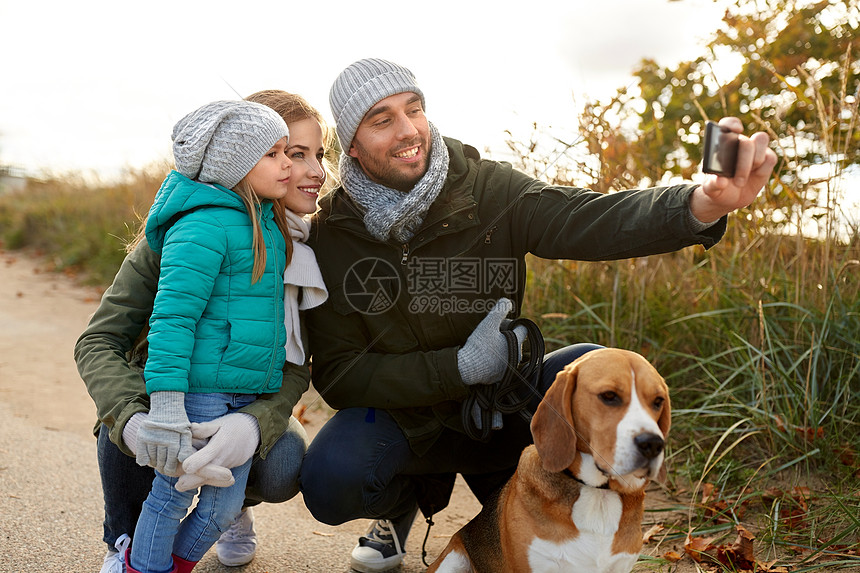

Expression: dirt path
xmin=0 ymin=251 xmax=485 ymax=572
xmin=0 ymin=250 xmax=719 ymax=573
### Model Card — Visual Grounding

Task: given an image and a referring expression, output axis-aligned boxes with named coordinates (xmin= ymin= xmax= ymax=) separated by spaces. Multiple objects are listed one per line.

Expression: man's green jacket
xmin=306 ymin=137 xmax=725 ymax=455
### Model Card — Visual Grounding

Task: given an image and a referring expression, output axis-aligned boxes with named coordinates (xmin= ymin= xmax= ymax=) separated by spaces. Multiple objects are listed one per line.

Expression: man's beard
xmin=351 ymin=137 xmax=431 ymax=192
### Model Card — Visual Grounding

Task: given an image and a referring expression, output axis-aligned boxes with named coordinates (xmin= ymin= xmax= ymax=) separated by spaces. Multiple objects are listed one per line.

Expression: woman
xmin=74 ymin=90 xmax=332 ymax=573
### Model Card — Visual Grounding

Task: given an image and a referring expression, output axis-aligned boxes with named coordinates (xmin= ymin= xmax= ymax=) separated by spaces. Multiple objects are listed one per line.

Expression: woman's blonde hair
xmin=245 ymin=89 xmax=337 ymax=189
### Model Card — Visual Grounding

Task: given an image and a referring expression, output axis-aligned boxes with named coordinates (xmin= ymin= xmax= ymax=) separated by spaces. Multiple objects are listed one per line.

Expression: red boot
xmin=171 ymin=554 xmax=198 ymax=573
xmin=124 ymin=548 xmax=143 ymax=573
xmin=124 ymin=548 xmax=197 ymax=573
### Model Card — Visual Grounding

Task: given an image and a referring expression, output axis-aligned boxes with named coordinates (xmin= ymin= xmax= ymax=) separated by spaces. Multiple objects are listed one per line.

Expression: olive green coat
xmin=74 ymin=239 xmax=310 ymax=458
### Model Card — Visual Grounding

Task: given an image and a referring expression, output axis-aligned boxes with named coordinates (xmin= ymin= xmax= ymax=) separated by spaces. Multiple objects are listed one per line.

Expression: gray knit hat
xmin=172 ymin=100 xmax=289 ymax=190
xmin=329 ymin=58 xmax=425 ymax=152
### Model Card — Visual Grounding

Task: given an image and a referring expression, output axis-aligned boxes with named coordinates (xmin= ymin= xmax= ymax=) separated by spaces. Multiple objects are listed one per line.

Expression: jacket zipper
xmin=263 ymin=216 xmax=279 ymax=386
xmin=485 ymin=226 xmax=497 ymax=244
xmin=398 ymin=202 xmax=480 ymax=264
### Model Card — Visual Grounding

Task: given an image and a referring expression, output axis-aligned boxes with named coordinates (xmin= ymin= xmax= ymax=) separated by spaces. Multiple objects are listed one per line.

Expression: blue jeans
xmin=129 ymin=393 xmax=256 ymax=572
xmin=96 ymin=396 xmax=308 ymax=556
xmin=300 ymin=343 xmax=602 ymax=526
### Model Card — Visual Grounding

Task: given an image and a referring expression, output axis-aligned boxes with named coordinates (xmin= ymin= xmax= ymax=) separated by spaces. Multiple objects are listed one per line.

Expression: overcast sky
xmin=1 ymin=0 xmax=734 ymax=178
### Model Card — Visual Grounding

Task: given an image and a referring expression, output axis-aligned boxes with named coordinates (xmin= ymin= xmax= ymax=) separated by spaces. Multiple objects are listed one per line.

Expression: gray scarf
xmin=339 ymin=122 xmax=449 ymax=243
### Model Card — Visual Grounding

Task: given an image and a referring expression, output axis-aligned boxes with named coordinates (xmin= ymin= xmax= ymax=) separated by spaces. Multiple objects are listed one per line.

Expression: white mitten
xmin=175 ymin=412 xmax=260 ymax=492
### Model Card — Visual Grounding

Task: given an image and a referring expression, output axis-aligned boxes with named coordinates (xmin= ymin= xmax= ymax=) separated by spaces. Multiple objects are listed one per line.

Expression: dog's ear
xmin=531 ymin=361 xmax=578 ymax=473
xmin=657 ymin=381 xmax=671 ymax=439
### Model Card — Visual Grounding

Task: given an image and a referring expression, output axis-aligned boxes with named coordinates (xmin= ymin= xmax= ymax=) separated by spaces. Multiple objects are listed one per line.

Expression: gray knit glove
xmin=136 ymin=391 xmax=194 ymax=477
xmin=457 ymin=298 xmax=527 ymax=386
xmin=122 ymin=412 xmax=147 ymax=455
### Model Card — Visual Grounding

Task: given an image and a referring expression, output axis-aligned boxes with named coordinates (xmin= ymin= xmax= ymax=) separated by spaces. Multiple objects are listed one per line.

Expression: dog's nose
xmin=634 ymin=433 xmax=664 ymax=459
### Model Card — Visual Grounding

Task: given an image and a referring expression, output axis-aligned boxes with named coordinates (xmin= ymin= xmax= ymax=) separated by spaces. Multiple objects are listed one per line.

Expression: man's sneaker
xmin=99 ymin=534 xmax=130 ymax=573
xmin=349 ymin=507 xmax=418 ymax=573
xmin=216 ymin=508 xmax=258 ymax=566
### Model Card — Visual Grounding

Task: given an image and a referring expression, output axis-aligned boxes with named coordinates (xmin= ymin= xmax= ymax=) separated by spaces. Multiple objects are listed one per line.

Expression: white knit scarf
xmin=283 ymin=210 xmax=328 ymax=365
xmin=339 ymin=122 xmax=449 ymax=243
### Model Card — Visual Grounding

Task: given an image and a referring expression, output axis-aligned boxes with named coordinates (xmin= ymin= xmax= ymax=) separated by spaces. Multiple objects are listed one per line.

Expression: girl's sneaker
xmin=99 ymin=534 xmax=130 ymax=573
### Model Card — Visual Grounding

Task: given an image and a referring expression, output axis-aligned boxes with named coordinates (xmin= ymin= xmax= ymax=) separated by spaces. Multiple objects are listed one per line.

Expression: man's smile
xmin=394 ymin=146 xmax=419 ymax=159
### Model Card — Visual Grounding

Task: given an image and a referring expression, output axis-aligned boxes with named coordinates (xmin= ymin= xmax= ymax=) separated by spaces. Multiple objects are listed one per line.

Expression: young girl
xmin=198 ymin=90 xmax=332 ymax=567
xmin=125 ymin=99 xmax=312 ymax=573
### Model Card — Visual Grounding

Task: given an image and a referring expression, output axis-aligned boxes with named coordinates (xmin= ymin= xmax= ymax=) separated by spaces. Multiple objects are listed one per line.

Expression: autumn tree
xmin=581 ymin=0 xmax=858 ymax=235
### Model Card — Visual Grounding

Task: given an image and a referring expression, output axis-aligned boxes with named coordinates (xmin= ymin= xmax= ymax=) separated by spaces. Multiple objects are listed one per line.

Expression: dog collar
xmin=562 ymin=468 xmax=610 ymax=490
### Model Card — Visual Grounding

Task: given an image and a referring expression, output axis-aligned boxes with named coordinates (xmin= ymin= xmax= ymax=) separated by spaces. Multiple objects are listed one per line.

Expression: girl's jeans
xmin=300 ymin=343 xmax=602 ymax=526
xmin=96 ymin=414 xmax=307 ymax=552
xmin=129 ymin=393 xmax=256 ymax=573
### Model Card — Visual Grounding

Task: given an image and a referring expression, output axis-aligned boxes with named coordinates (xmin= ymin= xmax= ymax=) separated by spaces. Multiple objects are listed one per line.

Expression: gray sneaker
xmin=216 ymin=508 xmax=258 ymax=566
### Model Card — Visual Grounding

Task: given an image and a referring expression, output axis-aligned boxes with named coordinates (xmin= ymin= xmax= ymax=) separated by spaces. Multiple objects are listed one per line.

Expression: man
xmin=300 ymin=58 xmax=776 ymax=573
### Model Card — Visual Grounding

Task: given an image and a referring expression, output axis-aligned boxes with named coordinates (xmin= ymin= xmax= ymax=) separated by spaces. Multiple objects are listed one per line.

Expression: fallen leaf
xmin=684 ymin=534 xmax=714 ymax=563
xmin=293 ymin=403 xmax=308 ymax=425
xmin=701 ymin=482 xmax=717 ymax=504
xmin=838 ymin=444 xmax=857 ymax=467
xmin=642 ymin=523 xmax=664 ymax=544
xmin=796 ymin=425 xmax=825 ymax=441
xmin=791 ymin=486 xmax=812 ymax=510
xmin=662 ymin=550 xmax=682 ymax=562
xmin=781 ymin=506 xmax=809 ymax=530
xmin=774 ymin=415 xmax=786 ymax=432
xmin=730 ymin=525 xmax=756 ymax=565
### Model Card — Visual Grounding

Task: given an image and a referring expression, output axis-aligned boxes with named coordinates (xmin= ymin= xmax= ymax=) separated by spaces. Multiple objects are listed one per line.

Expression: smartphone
xmin=702 ymin=121 xmax=739 ymax=177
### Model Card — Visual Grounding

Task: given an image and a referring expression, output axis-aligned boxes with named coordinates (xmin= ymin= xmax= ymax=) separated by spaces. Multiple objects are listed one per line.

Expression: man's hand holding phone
xmin=690 ymin=117 xmax=778 ymax=223
xmin=703 ymin=120 xmax=739 ymax=177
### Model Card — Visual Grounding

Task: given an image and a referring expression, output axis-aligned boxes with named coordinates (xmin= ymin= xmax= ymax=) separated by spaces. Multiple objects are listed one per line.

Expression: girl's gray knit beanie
xmin=329 ymin=58 xmax=425 ymax=153
xmin=172 ymin=100 xmax=289 ymax=190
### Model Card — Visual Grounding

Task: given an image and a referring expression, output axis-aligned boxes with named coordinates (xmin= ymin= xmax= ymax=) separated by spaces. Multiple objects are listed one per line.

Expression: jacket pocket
xmin=190 ymin=319 xmax=231 ymax=389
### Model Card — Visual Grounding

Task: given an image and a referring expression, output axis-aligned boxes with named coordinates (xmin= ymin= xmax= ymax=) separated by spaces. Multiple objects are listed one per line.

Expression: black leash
xmin=420 ymin=512 xmax=436 ymax=567
xmin=422 ymin=319 xmax=544 ymax=566
xmin=461 ymin=317 xmax=545 ymax=441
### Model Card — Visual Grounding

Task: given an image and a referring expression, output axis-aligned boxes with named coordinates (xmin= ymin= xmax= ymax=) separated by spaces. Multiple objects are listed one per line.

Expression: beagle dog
xmin=427 ymin=348 xmax=671 ymax=573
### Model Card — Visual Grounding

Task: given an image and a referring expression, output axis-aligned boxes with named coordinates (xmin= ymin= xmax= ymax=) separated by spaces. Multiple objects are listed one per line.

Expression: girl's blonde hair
xmin=234 ymin=177 xmax=293 ymax=283
xmin=130 ymin=90 xmax=334 ymax=284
